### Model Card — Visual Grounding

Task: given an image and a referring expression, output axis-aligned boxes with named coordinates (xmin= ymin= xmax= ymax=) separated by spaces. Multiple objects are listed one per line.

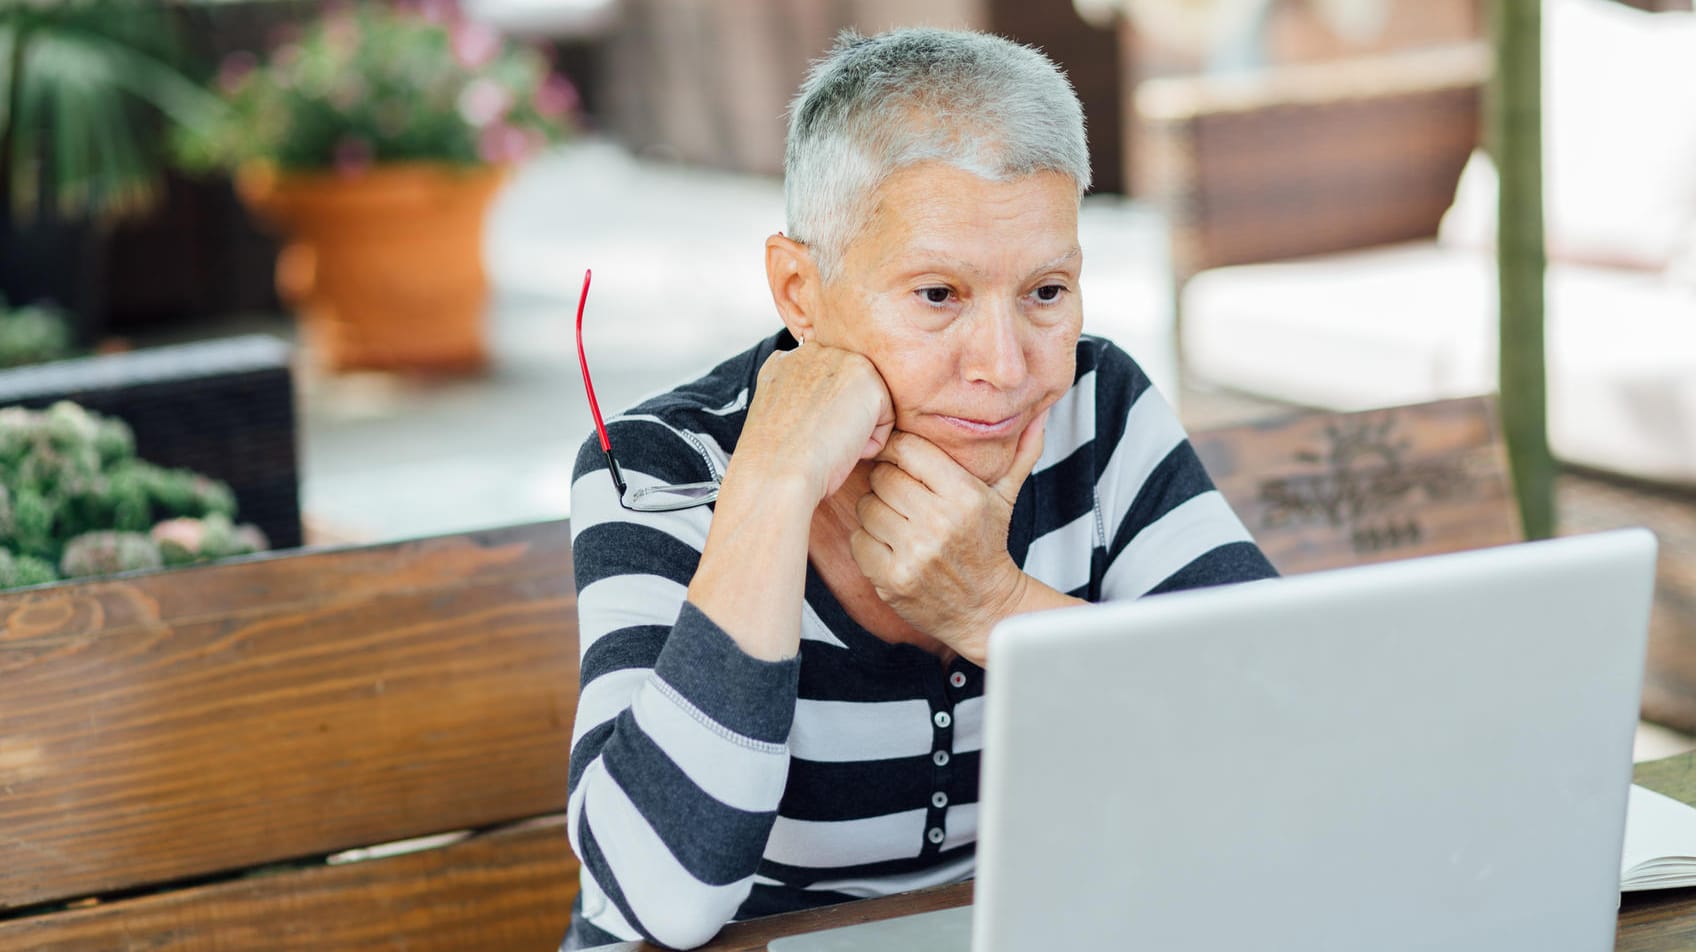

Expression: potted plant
xmin=0 ymin=401 xmax=269 ymax=590
xmin=174 ymin=1 xmax=577 ymax=373
xmin=0 ymin=1 xmax=219 ymax=344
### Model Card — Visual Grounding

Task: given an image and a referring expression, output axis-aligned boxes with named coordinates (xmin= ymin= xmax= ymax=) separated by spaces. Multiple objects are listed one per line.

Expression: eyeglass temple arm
xmin=603 ymin=448 xmax=628 ymax=498
xmin=574 ymin=267 xmax=630 ymax=500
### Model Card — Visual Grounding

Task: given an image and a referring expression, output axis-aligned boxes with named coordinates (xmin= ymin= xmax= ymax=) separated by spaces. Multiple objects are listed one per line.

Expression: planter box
xmin=0 ymin=335 xmax=302 ymax=550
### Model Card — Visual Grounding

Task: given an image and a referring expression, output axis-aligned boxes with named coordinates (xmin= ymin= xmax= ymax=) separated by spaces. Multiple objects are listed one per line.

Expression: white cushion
xmin=463 ymin=0 xmax=617 ymax=37
xmin=1182 ymin=243 xmax=1696 ymax=484
xmin=1670 ymin=228 xmax=1696 ymax=293
xmin=1079 ymin=201 xmax=1180 ymax=402
xmin=1438 ymin=0 xmax=1696 ymax=270
xmin=1183 ymin=243 xmax=1497 ymax=410
xmin=1544 ymin=267 xmax=1696 ymax=484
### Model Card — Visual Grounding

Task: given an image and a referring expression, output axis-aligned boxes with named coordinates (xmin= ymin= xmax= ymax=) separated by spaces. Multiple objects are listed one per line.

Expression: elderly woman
xmin=563 ymin=27 xmax=1275 ymax=950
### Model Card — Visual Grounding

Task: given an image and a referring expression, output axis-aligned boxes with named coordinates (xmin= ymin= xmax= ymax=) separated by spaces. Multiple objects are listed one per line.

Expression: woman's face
xmin=813 ymin=163 xmax=1084 ymax=485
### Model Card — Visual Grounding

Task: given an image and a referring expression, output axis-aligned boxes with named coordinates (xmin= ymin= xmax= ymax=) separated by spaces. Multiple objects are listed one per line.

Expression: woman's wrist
xmin=687 ymin=454 xmax=820 ymax=663
xmin=964 ymin=571 xmax=1086 ymax=668
xmin=717 ymin=450 xmax=821 ymax=515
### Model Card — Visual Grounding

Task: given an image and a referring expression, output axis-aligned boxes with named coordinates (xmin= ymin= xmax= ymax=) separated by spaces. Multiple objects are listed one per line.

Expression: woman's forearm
xmin=687 ymin=458 xmax=818 ymax=662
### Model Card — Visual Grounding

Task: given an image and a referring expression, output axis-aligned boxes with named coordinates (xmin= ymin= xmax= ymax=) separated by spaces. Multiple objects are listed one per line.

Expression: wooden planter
xmin=237 ymin=163 xmax=504 ymax=373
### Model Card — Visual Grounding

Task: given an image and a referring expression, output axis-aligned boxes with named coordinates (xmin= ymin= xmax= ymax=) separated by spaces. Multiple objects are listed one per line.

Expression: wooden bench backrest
xmin=0 ymin=520 xmax=579 ymax=951
xmin=1190 ymin=395 xmax=1522 ymax=574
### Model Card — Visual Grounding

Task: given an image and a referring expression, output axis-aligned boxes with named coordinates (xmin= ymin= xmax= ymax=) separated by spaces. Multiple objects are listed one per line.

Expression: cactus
xmin=92 ymin=415 xmax=135 ymax=465
xmin=43 ymin=402 xmax=101 ymax=453
xmin=0 ymin=407 xmax=36 ymax=467
xmin=10 ymin=489 xmax=58 ymax=560
xmin=60 ymin=532 xmax=165 ymax=578
xmin=0 ymin=549 xmax=59 ymax=589
xmin=17 ymin=442 xmax=101 ymax=497
xmin=144 ymin=465 xmax=236 ymax=518
xmin=152 ymin=513 xmax=268 ymax=567
xmin=0 ymin=402 xmax=268 ymax=589
xmin=111 ymin=480 xmax=153 ymax=533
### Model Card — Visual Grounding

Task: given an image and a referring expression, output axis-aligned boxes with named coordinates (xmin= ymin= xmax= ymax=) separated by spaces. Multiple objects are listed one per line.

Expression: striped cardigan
xmin=562 ymin=331 xmax=1276 ymax=949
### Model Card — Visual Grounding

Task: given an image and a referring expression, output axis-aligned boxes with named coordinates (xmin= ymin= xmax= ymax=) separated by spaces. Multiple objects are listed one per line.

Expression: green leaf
xmin=2 ymin=2 xmax=217 ymax=220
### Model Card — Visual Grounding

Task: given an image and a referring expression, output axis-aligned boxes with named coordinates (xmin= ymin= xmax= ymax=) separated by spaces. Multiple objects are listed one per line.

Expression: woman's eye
xmin=920 ymin=287 xmax=952 ymax=305
xmin=1034 ymin=284 xmax=1065 ymax=303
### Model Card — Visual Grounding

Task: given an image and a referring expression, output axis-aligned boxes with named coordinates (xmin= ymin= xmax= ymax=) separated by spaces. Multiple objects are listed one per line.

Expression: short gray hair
xmin=784 ymin=29 xmax=1092 ymax=281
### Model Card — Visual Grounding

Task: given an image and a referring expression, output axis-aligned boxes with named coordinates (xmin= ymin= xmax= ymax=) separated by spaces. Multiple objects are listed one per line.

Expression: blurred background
xmin=3 ymin=0 xmax=1695 ymax=749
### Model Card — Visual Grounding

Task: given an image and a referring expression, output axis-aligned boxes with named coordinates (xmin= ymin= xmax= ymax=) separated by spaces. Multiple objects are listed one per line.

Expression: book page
xmin=1622 ymin=784 xmax=1696 ymax=891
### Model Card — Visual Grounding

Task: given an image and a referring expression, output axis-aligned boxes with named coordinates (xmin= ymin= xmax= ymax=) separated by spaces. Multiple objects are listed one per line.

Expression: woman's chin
xmin=935 ymin=437 xmax=1019 ymax=486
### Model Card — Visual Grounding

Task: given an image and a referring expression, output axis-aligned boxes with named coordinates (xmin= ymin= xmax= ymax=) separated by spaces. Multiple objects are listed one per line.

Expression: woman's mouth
xmin=935 ymin=413 xmax=1021 ymax=437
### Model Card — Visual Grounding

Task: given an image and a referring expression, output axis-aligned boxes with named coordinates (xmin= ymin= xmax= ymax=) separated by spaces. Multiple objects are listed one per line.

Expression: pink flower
xmin=451 ymin=22 xmax=502 ymax=69
xmin=457 ymin=77 xmax=512 ymax=128
xmin=151 ymin=518 xmax=205 ymax=554
xmin=477 ymin=123 xmax=532 ymax=165
xmin=334 ymin=136 xmax=375 ymax=177
xmin=322 ymin=8 xmax=361 ymax=55
xmin=217 ymin=51 xmax=258 ymax=95
xmin=269 ymin=44 xmax=303 ymax=89
xmin=418 ymin=0 xmax=457 ymax=24
xmin=535 ymin=74 xmax=580 ymax=120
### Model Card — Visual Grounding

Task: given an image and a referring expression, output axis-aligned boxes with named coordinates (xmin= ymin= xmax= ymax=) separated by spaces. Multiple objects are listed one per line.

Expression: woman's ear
xmin=765 ymin=233 xmax=820 ymax=343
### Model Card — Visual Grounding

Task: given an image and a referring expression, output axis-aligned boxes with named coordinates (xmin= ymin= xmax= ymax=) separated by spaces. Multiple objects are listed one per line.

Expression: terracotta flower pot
xmin=237 ymin=163 xmax=505 ymax=373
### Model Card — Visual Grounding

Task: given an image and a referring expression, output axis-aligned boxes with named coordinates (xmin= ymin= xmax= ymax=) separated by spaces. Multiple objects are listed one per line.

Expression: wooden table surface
xmin=586 ymin=751 xmax=1696 ymax=952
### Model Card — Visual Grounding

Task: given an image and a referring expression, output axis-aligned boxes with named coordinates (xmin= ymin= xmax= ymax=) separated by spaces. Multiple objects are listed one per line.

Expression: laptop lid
xmin=973 ymin=529 xmax=1656 ymax=952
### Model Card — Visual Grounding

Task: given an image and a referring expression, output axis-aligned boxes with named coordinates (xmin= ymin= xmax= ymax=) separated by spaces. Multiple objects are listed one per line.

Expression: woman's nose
xmin=963 ymin=305 xmax=1028 ymax=390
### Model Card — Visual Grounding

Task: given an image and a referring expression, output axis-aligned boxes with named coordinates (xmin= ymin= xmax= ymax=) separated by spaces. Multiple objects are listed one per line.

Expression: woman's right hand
xmin=737 ymin=341 xmax=895 ymax=502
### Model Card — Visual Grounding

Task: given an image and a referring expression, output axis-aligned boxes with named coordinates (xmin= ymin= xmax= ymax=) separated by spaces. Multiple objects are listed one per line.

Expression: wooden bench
xmin=0 ymin=396 xmax=1520 ymax=948
xmin=0 ymin=520 xmax=580 ymax=950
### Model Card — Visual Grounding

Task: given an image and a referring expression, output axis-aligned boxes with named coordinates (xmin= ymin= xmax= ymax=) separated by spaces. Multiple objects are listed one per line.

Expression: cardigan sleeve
xmin=566 ymin=419 xmax=800 ymax=949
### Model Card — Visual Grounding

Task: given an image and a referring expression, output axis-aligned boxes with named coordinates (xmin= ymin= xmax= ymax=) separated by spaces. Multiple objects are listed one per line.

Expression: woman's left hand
xmin=849 ymin=410 xmax=1049 ymax=662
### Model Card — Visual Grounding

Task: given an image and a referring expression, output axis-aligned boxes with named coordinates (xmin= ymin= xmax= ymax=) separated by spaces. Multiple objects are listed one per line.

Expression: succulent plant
xmin=9 ymin=489 xmax=58 ymax=561
xmin=0 ymin=549 xmax=60 ymax=590
xmin=153 ymin=513 xmax=268 ymax=567
xmin=43 ymin=401 xmax=101 ymax=453
xmin=92 ymin=415 xmax=136 ymax=465
xmin=59 ymin=532 xmax=165 ymax=579
xmin=144 ymin=465 xmax=237 ymax=519
xmin=0 ymin=402 xmax=268 ymax=589
xmin=0 ymin=406 xmax=39 ymax=467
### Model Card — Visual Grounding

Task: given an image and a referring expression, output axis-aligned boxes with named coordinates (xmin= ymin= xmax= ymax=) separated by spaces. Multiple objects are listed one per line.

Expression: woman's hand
xmin=739 ymin=341 xmax=896 ymax=502
xmin=849 ymin=410 xmax=1052 ymax=662
xmin=690 ymin=342 xmax=891 ymax=662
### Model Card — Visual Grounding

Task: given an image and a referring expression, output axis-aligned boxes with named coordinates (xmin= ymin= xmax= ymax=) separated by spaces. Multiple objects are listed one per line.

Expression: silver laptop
xmin=771 ymin=529 xmax=1658 ymax=952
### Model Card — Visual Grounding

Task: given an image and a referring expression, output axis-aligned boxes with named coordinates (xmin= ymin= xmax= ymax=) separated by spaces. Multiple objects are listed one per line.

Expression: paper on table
xmin=1622 ymin=784 xmax=1696 ymax=891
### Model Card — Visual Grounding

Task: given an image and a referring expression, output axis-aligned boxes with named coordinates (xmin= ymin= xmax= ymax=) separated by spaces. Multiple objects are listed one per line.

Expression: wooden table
xmin=585 ymin=752 xmax=1696 ymax=951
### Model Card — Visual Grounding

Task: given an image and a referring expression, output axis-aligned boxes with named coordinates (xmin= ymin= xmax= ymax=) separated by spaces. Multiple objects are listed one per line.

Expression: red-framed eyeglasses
xmin=574 ymin=270 xmax=721 ymax=512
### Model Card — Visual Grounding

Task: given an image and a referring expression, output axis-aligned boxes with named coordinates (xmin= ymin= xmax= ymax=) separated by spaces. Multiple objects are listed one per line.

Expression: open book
xmin=1623 ymin=784 xmax=1696 ymax=891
